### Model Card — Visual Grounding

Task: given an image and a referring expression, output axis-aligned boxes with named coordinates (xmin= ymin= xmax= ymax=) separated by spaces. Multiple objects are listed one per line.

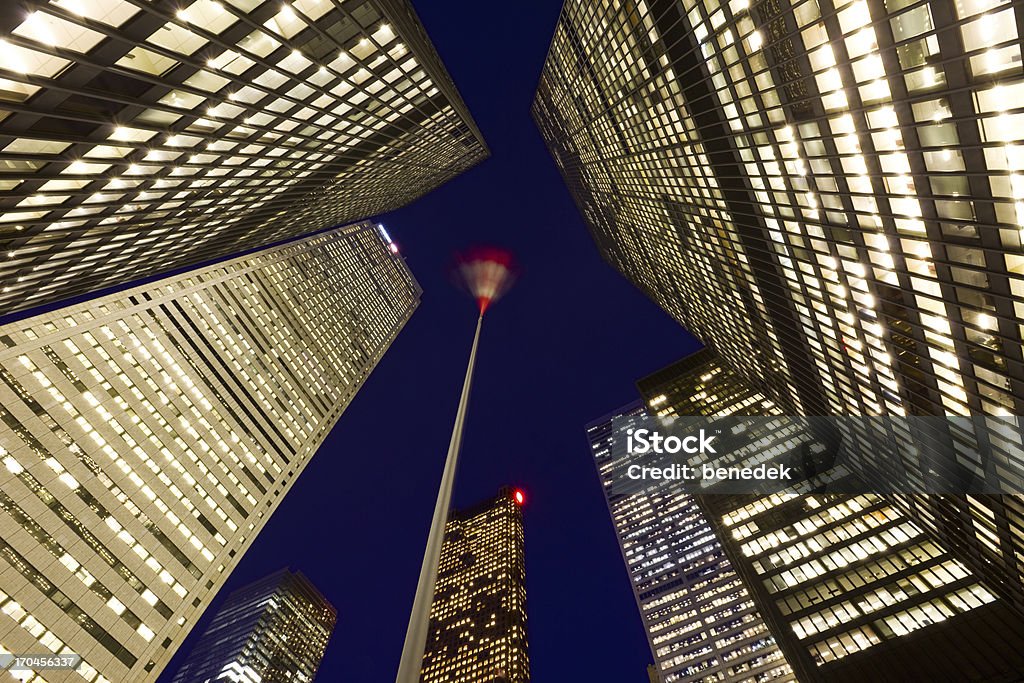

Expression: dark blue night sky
xmin=156 ymin=2 xmax=702 ymax=680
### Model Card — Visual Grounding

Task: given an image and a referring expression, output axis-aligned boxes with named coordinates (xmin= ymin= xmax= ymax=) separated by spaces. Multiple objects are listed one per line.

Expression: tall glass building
xmin=419 ymin=487 xmax=529 ymax=683
xmin=0 ymin=0 xmax=486 ymax=315
xmin=170 ymin=568 xmax=335 ymax=683
xmin=0 ymin=221 xmax=418 ymax=683
xmin=535 ymin=0 xmax=1024 ymax=616
xmin=635 ymin=349 xmax=1024 ymax=681
xmin=587 ymin=402 xmax=795 ymax=683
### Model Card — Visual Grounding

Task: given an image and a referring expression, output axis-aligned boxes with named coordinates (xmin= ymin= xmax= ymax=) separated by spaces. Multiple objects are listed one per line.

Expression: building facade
xmin=170 ymin=568 xmax=335 ymax=683
xmin=535 ymin=0 xmax=1024 ymax=614
xmin=0 ymin=0 xmax=486 ymax=315
xmin=587 ymin=402 xmax=795 ymax=683
xmin=635 ymin=349 xmax=1024 ymax=681
xmin=0 ymin=220 xmax=418 ymax=683
xmin=419 ymin=488 xmax=529 ymax=683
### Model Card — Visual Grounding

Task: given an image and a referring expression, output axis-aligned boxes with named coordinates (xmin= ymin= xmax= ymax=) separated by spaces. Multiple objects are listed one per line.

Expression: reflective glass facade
xmin=0 ymin=0 xmax=485 ymax=315
xmin=637 ymin=349 xmax=1024 ymax=681
xmin=587 ymin=402 xmax=794 ymax=683
xmin=535 ymin=0 xmax=1024 ymax=616
xmin=420 ymin=488 xmax=529 ymax=683
xmin=170 ymin=568 xmax=335 ymax=683
xmin=0 ymin=220 xmax=418 ymax=682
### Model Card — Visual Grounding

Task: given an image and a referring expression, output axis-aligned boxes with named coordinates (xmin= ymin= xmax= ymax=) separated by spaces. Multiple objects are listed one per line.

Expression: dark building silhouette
xmin=171 ymin=569 xmax=335 ymax=683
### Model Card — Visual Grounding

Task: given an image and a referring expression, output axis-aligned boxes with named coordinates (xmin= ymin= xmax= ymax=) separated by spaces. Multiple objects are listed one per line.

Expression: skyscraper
xmin=535 ymin=0 xmax=1024 ymax=614
xmin=170 ymin=568 xmax=335 ymax=683
xmin=0 ymin=220 xmax=418 ymax=682
xmin=0 ymin=0 xmax=486 ymax=315
xmin=634 ymin=349 xmax=1024 ymax=682
xmin=419 ymin=487 xmax=529 ymax=683
xmin=587 ymin=402 xmax=795 ymax=683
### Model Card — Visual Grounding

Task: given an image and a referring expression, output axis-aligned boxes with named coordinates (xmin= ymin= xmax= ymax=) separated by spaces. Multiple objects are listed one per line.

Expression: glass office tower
xmin=170 ymin=569 xmax=335 ymax=683
xmin=587 ymin=402 xmax=795 ymax=683
xmin=419 ymin=487 xmax=529 ymax=683
xmin=634 ymin=349 xmax=1024 ymax=681
xmin=0 ymin=221 xmax=418 ymax=683
xmin=0 ymin=0 xmax=486 ymax=314
xmin=535 ymin=0 xmax=1024 ymax=615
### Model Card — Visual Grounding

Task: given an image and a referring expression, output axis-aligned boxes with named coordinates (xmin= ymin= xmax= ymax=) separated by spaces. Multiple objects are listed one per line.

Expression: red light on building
xmin=513 ymin=489 xmax=525 ymax=506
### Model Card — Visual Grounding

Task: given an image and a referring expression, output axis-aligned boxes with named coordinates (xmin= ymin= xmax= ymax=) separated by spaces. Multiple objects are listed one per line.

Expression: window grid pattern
xmin=0 ymin=0 xmax=485 ymax=315
xmin=0 ymin=221 xmax=418 ymax=682
xmin=169 ymin=569 xmax=335 ymax=683
xmin=420 ymin=490 xmax=530 ymax=683
xmin=588 ymin=402 xmax=795 ymax=683
xmin=534 ymin=0 xmax=1024 ymax=619
xmin=534 ymin=0 xmax=803 ymax=411
xmin=636 ymin=348 xmax=1024 ymax=680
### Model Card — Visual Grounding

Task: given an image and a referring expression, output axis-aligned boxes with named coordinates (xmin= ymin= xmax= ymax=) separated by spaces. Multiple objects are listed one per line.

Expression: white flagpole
xmin=395 ymin=314 xmax=484 ymax=683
